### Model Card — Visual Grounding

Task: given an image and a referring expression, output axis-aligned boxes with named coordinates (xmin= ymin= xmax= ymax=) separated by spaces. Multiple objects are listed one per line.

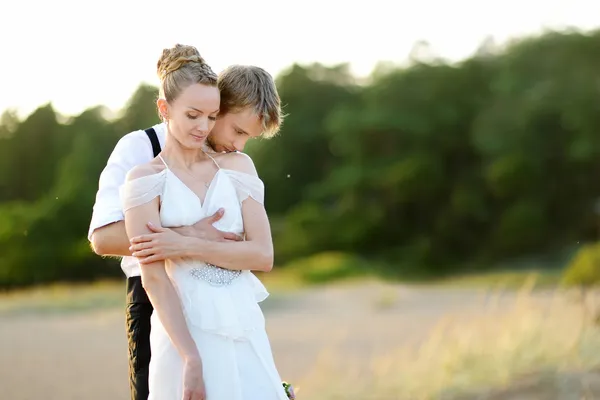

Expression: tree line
xmin=1 ymin=29 xmax=600 ymax=288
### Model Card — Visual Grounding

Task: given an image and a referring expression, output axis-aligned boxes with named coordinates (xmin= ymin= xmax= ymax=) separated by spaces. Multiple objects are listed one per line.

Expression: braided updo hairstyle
xmin=156 ymin=44 xmax=218 ymax=104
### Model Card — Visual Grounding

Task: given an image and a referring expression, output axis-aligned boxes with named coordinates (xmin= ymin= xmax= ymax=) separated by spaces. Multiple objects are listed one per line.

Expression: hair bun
xmin=157 ymin=44 xmax=207 ymax=80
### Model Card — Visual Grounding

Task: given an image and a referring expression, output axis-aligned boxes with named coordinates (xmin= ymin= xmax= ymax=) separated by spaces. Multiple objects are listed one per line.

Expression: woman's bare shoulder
xmin=213 ymin=151 xmax=258 ymax=176
xmin=126 ymin=158 xmax=166 ymax=181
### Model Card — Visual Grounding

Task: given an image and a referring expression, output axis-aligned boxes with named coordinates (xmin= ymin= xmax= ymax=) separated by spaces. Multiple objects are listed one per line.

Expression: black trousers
xmin=125 ymin=277 xmax=153 ymax=400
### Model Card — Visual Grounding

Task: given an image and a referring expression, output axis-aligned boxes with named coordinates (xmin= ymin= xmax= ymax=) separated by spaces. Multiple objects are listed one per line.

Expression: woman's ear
xmin=156 ymin=98 xmax=169 ymax=121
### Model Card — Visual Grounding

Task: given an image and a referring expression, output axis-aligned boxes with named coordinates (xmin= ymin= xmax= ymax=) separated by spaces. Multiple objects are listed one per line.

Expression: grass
xmin=0 ymin=279 xmax=125 ymax=316
xmin=0 ymin=269 xmax=320 ymax=316
xmin=300 ymin=285 xmax=600 ymax=399
xmin=260 ymin=250 xmax=569 ymax=295
xmin=0 ymin=263 xmax=564 ymax=316
xmin=0 ymin=247 xmax=570 ymax=315
xmin=260 ymin=260 xmax=565 ymax=295
xmin=429 ymin=268 xmax=563 ymax=290
xmin=1 ymin=272 xmax=600 ymax=399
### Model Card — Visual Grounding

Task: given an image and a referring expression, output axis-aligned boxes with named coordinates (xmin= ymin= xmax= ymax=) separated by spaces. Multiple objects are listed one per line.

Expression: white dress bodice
xmin=120 ymin=153 xmax=270 ymax=339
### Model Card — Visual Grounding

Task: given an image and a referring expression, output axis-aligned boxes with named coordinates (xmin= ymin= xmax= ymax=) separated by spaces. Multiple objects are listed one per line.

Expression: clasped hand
xmin=129 ymin=208 xmax=241 ymax=264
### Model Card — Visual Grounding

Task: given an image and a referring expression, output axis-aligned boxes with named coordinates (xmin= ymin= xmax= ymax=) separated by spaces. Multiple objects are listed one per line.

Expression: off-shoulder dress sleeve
xmin=224 ymin=170 xmax=265 ymax=205
xmin=119 ymin=170 xmax=166 ymax=212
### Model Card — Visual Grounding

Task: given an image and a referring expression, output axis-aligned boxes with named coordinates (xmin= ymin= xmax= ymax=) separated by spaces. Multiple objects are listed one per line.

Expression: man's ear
xmin=156 ymin=98 xmax=169 ymax=120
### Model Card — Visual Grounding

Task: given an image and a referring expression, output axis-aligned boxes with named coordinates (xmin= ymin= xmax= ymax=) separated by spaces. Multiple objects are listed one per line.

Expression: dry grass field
xmin=1 ymin=277 xmax=599 ymax=399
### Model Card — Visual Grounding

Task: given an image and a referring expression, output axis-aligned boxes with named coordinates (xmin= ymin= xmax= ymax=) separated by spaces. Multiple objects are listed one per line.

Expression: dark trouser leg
xmin=125 ymin=277 xmax=153 ymax=400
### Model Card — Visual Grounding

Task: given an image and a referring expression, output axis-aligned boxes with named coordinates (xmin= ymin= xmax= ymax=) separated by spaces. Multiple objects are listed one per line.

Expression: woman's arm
xmin=123 ymin=167 xmax=201 ymax=365
xmin=131 ymin=196 xmax=272 ymax=271
xmin=131 ymin=153 xmax=274 ymax=272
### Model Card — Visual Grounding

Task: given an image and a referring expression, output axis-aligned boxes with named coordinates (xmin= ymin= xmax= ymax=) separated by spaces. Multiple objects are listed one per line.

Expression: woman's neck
xmin=161 ymin=134 xmax=210 ymax=170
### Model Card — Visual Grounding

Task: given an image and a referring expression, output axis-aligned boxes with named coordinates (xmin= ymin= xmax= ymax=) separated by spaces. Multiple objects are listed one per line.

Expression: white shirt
xmin=88 ymin=122 xmax=167 ymax=277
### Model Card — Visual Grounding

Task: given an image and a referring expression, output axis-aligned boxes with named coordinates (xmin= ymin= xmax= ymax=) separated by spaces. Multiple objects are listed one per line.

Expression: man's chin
xmin=211 ymin=143 xmax=234 ymax=153
xmin=206 ymin=137 xmax=223 ymax=153
xmin=207 ymin=137 xmax=237 ymax=153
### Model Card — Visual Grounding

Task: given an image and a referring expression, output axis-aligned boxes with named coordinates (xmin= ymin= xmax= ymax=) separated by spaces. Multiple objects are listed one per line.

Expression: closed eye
xmin=187 ymin=114 xmax=217 ymax=121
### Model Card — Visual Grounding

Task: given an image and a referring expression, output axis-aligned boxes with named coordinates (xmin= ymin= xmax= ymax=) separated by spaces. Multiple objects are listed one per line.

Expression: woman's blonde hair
xmin=157 ymin=44 xmax=218 ymax=104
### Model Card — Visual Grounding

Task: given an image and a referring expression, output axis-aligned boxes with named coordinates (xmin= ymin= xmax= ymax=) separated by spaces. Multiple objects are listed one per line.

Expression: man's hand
xmin=187 ymin=208 xmax=243 ymax=242
xmin=129 ymin=209 xmax=242 ymax=264
xmin=129 ymin=223 xmax=192 ymax=264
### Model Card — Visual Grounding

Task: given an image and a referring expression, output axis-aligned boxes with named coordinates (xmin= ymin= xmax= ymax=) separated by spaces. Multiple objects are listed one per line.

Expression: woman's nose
xmin=196 ymin=118 xmax=210 ymax=132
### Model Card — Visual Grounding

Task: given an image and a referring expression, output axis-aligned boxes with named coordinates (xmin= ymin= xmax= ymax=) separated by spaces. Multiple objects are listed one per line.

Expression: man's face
xmin=208 ymin=107 xmax=263 ymax=152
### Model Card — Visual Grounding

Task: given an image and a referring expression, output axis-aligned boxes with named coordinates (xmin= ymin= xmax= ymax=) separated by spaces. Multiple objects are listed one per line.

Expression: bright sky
xmin=2 ymin=0 xmax=599 ymax=118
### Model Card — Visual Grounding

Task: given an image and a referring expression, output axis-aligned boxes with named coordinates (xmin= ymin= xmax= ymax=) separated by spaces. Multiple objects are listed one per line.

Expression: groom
xmin=88 ymin=64 xmax=283 ymax=400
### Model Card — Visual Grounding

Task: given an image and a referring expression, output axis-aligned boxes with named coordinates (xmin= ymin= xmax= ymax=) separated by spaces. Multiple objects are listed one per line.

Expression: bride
xmin=121 ymin=44 xmax=289 ymax=400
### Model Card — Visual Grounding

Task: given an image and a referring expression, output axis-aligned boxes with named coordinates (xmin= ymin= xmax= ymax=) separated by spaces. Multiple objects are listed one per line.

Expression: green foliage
xmin=2 ymin=29 xmax=600 ymax=287
xmin=561 ymin=242 xmax=600 ymax=287
xmin=281 ymin=252 xmax=367 ymax=284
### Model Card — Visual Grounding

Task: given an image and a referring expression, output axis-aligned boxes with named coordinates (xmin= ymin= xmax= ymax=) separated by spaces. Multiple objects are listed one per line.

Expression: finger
xmin=130 ymin=235 xmax=154 ymax=244
xmin=147 ymin=222 xmax=166 ymax=233
xmin=223 ymin=232 xmax=242 ymax=241
xmin=129 ymin=242 xmax=152 ymax=252
xmin=132 ymin=249 xmax=155 ymax=258
xmin=205 ymin=208 xmax=224 ymax=224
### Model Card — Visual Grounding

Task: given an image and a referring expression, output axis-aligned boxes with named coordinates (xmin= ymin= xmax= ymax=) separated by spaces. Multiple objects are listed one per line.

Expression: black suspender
xmin=144 ymin=127 xmax=161 ymax=157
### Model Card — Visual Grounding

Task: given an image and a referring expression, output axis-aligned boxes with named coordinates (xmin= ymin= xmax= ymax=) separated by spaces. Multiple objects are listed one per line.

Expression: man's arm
xmin=89 ymin=132 xmax=153 ymax=256
xmin=91 ymin=221 xmax=133 ymax=257
xmin=93 ymin=210 xmax=240 ymax=258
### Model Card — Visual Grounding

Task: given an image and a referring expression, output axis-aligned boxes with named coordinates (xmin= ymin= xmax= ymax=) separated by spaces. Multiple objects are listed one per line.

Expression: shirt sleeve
xmin=87 ymin=131 xmax=154 ymax=241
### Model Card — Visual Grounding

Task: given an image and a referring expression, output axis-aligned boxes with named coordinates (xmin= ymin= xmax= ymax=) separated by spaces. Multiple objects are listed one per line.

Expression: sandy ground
xmin=0 ymin=282 xmax=598 ymax=399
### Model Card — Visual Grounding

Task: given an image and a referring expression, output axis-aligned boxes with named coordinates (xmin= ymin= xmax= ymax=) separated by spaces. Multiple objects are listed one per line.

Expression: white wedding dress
xmin=121 ymin=153 xmax=288 ymax=400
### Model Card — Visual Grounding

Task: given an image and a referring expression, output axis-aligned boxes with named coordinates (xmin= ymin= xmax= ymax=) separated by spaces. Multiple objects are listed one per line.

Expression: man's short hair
xmin=218 ymin=65 xmax=284 ymax=138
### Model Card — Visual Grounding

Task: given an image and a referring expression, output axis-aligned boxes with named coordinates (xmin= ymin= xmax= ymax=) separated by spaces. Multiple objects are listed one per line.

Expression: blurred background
xmin=2 ymin=0 xmax=600 ymax=399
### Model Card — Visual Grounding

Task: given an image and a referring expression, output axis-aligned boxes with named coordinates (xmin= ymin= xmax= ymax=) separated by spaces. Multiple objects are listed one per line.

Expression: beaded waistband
xmin=189 ymin=264 xmax=242 ymax=286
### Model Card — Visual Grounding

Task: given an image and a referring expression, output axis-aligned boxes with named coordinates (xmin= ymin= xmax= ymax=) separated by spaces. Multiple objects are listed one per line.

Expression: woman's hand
xmin=182 ymin=357 xmax=206 ymax=400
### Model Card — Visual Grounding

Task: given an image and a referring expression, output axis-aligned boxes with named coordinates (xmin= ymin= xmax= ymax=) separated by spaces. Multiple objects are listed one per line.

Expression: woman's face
xmin=160 ymin=83 xmax=220 ymax=149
